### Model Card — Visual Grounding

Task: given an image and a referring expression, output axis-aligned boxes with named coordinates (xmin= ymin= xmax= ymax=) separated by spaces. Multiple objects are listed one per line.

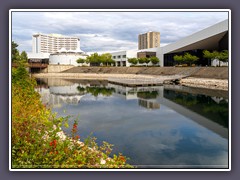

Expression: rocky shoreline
xmin=180 ymin=77 xmax=228 ymax=91
xmin=33 ymin=73 xmax=228 ymax=91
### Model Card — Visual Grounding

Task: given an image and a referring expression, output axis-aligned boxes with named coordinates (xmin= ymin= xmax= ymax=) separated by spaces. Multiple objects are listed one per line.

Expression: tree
xmin=203 ymin=50 xmax=219 ymax=60
xmin=145 ymin=57 xmax=151 ymax=66
xmin=76 ymin=58 xmax=85 ymax=65
xmin=137 ymin=57 xmax=151 ymax=66
xmin=173 ymin=55 xmax=183 ymax=65
xmin=203 ymin=50 xmax=219 ymax=66
xmin=150 ymin=56 xmax=160 ymax=66
xmin=217 ymin=50 xmax=228 ymax=63
xmin=203 ymin=50 xmax=228 ymax=66
xmin=127 ymin=58 xmax=138 ymax=66
xmin=12 ymin=41 xmax=20 ymax=62
xmin=86 ymin=53 xmax=102 ymax=66
xmin=101 ymin=53 xmax=114 ymax=66
xmin=20 ymin=51 xmax=28 ymax=62
xmin=182 ymin=53 xmax=199 ymax=66
xmin=138 ymin=58 xmax=146 ymax=65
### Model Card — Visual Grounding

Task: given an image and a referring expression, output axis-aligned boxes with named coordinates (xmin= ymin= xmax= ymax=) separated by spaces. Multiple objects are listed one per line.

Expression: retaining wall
xmin=41 ymin=65 xmax=74 ymax=73
xmin=62 ymin=67 xmax=228 ymax=79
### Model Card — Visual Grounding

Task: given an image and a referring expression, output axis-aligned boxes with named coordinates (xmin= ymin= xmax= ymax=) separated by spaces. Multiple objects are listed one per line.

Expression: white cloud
xmin=11 ymin=11 xmax=228 ymax=53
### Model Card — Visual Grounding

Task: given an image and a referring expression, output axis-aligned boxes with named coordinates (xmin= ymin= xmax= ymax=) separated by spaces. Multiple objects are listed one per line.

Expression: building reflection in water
xmin=36 ymin=78 xmax=228 ymax=139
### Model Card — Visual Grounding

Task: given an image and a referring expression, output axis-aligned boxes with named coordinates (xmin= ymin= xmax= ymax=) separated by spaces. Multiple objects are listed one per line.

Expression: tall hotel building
xmin=138 ymin=31 xmax=160 ymax=50
xmin=32 ymin=33 xmax=80 ymax=54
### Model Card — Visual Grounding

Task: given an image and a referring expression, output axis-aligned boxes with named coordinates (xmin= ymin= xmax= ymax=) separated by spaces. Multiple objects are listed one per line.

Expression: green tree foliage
xmin=203 ymin=50 xmax=228 ymax=66
xmin=203 ymin=50 xmax=219 ymax=60
xmin=174 ymin=53 xmax=198 ymax=66
xmin=12 ymin=41 xmax=20 ymax=62
xmin=101 ymin=53 xmax=115 ymax=66
xmin=86 ymin=53 xmax=114 ymax=66
xmin=150 ymin=56 xmax=160 ymax=66
xmin=127 ymin=58 xmax=138 ymax=65
xmin=12 ymin=66 xmax=133 ymax=168
xmin=145 ymin=57 xmax=151 ymax=66
xmin=217 ymin=50 xmax=228 ymax=63
xmin=137 ymin=57 xmax=152 ymax=66
xmin=20 ymin=51 xmax=28 ymax=62
xmin=173 ymin=55 xmax=183 ymax=64
xmin=86 ymin=53 xmax=102 ymax=66
xmin=12 ymin=42 xmax=28 ymax=63
xmin=76 ymin=58 xmax=85 ymax=65
xmin=138 ymin=57 xmax=146 ymax=65
xmin=182 ymin=53 xmax=199 ymax=66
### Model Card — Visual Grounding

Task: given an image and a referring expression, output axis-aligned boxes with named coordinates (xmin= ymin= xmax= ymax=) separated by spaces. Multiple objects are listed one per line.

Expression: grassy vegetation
xmin=11 ymin=64 xmax=133 ymax=169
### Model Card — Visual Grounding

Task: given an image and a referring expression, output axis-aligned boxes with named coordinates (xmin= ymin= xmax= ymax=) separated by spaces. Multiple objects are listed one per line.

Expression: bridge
xmin=12 ymin=63 xmax=48 ymax=68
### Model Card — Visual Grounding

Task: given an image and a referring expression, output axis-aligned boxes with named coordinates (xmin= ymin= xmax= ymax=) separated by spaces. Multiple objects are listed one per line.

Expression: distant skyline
xmin=11 ymin=10 xmax=228 ymax=54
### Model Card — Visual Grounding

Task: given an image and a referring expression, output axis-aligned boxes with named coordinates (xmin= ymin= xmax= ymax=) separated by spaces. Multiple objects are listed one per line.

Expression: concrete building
xmin=111 ymin=50 xmax=137 ymax=67
xmin=49 ymin=48 xmax=88 ymax=66
xmin=28 ymin=33 xmax=88 ymax=67
xmin=110 ymin=48 xmax=159 ymax=67
xmin=32 ymin=33 xmax=80 ymax=54
xmin=159 ymin=19 xmax=229 ymax=67
xmin=111 ymin=19 xmax=229 ymax=67
xmin=138 ymin=31 xmax=160 ymax=50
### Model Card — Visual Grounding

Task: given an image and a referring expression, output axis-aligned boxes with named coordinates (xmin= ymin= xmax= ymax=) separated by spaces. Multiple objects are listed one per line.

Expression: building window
xmin=117 ymin=55 xmax=121 ymax=59
xmin=113 ymin=56 xmax=116 ymax=59
xmin=122 ymin=55 xmax=126 ymax=58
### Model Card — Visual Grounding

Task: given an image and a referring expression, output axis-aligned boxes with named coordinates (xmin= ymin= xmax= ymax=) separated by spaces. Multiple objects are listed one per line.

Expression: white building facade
xmin=49 ymin=48 xmax=88 ymax=66
xmin=111 ymin=19 xmax=229 ymax=67
xmin=111 ymin=50 xmax=137 ymax=67
xmin=32 ymin=33 xmax=80 ymax=54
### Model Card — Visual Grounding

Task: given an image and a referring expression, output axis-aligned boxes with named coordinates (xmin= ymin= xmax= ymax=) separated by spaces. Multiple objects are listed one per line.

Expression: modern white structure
xmin=159 ymin=19 xmax=229 ymax=66
xmin=49 ymin=48 xmax=88 ymax=66
xmin=32 ymin=33 xmax=80 ymax=54
xmin=111 ymin=19 xmax=229 ymax=67
xmin=29 ymin=33 xmax=88 ymax=66
xmin=111 ymin=50 xmax=138 ymax=67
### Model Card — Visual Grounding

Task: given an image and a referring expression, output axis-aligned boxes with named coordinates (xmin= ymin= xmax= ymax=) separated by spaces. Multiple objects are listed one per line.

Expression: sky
xmin=11 ymin=10 xmax=229 ymax=54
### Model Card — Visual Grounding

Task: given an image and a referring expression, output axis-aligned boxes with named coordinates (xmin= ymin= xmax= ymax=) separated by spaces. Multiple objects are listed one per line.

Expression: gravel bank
xmin=33 ymin=73 xmax=228 ymax=91
xmin=180 ymin=77 xmax=228 ymax=91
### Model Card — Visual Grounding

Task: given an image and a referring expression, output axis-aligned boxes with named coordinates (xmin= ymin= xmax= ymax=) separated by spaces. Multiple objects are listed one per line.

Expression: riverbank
xmin=180 ymin=77 xmax=228 ymax=91
xmin=33 ymin=72 xmax=228 ymax=91
xmin=12 ymin=65 xmax=132 ymax=169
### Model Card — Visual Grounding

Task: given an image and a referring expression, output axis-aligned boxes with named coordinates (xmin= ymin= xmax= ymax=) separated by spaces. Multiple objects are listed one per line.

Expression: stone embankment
xmin=179 ymin=77 xmax=228 ymax=91
xmin=62 ymin=66 xmax=228 ymax=79
xmin=34 ymin=66 xmax=228 ymax=91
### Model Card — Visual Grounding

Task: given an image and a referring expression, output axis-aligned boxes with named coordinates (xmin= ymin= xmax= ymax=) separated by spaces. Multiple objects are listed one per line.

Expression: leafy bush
xmin=12 ymin=65 xmax=133 ymax=169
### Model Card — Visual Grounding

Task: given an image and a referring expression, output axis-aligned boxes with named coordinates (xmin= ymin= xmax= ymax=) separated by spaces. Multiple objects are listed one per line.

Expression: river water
xmin=36 ymin=78 xmax=229 ymax=169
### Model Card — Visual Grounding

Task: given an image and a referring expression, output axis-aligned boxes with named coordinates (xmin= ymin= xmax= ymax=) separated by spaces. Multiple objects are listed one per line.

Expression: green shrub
xmin=12 ymin=66 xmax=133 ymax=169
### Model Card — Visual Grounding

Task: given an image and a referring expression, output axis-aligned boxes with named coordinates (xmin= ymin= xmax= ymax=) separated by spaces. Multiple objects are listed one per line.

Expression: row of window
xmin=112 ymin=55 xmax=126 ymax=59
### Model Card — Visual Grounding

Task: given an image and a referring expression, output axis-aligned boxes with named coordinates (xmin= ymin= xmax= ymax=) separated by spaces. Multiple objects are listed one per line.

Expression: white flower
xmin=100 ymin=159 xmax=106 ymax=165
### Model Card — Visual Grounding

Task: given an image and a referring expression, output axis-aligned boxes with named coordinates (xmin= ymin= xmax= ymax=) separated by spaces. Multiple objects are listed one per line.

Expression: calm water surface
xmin=36 ymin=78 xmax=229 ymax=168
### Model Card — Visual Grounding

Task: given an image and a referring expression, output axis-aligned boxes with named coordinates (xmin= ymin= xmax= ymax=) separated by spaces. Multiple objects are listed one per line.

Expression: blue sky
xmin=11 ymin=10 xmax=228 ymax=54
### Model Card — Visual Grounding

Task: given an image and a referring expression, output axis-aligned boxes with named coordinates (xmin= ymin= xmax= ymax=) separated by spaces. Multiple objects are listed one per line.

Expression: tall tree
xmin=12 ymin=41 xmax=20 ymax=62
xmin=20 ymin=51 xmax=28 ymax=62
